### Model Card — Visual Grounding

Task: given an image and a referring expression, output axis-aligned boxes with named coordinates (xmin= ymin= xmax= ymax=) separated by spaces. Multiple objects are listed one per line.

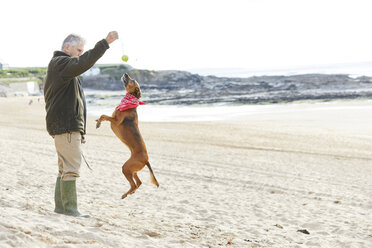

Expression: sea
xmin=86 ymin=93 xmax=277 ymax=122
xmin=86 ymin=62 xmax=372 ymax=122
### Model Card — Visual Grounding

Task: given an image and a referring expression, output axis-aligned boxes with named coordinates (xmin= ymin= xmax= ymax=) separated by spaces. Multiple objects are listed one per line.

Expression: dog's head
xmin=121 ymin=73 xmax=141 ymax=99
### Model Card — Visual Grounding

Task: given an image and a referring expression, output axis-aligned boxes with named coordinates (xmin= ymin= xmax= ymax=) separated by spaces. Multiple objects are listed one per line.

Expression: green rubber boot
xmin=60 ymin=180 xmax=90 ymax=218
xmin=54 ymin=177 xmax=64 ymax=214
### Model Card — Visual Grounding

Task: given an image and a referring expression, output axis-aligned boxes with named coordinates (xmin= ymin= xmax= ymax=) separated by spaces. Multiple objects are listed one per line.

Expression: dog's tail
xmin=145 ymin=162 xmax=159 ymax=187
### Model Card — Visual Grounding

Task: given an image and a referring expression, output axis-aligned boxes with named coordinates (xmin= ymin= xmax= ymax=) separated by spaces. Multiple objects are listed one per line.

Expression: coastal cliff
xmin=82 ymin=69 xmax=372 ymax=104
xmin=2 ymin=66 xmax=372 ymax=104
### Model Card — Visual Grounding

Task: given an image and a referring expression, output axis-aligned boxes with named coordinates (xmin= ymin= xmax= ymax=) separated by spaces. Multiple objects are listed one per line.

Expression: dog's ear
xmin=134 ymin=87 xmax=141 ymax=98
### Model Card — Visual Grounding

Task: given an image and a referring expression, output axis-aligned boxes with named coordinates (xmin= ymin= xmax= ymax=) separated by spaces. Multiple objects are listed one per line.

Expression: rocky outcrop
xmin=82 ymin=70 xmax=372 ymax=104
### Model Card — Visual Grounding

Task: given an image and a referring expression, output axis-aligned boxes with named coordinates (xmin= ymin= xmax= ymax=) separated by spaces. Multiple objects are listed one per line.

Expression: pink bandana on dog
xmin=116 ymin=93 xmax=145 ymax=111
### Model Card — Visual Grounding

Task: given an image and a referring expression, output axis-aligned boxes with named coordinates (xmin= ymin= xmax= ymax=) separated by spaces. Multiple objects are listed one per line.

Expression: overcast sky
xmin=1 ymin=0 xmax=372 ymax=72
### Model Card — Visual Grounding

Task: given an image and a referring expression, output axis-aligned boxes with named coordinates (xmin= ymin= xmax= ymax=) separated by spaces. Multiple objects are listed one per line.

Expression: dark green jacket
xmin=44 ymin=39 xmax=109 ymax=136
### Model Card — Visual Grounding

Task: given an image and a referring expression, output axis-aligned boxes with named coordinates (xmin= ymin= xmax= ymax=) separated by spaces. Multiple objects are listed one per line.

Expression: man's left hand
xmin=106 ymin=31 xmax=119 ymax=44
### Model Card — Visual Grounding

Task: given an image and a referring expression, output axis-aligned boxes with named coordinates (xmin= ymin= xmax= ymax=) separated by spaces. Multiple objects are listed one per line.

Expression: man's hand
xmin=106 ymin=31 xmax=119 ymax=44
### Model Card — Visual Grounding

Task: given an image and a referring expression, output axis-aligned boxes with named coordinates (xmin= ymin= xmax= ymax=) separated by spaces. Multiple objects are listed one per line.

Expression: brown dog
xmin=96 ymin=73 xmax=159 ymax=199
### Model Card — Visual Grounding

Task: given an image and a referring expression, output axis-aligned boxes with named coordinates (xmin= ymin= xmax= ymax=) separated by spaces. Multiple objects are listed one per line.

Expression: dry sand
xmin=0 ymin=96 xmax=371 ymax=248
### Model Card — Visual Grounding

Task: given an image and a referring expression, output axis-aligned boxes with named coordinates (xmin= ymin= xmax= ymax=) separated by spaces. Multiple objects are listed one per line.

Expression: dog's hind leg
xmin=133 ymin=173 xmax=142 ymax=192
xmin=121 ymin=159 xmax=147 ymax=199
xmin=121 ymin=162 xmax=137 ymax=199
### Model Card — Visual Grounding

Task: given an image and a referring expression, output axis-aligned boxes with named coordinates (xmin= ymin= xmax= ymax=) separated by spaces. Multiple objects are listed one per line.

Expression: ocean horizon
xmin=187 ymin=61 xmax=372 ymax=78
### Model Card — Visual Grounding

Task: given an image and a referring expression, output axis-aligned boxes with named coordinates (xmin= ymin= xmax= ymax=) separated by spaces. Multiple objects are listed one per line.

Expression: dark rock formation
xmin=81 ymin=69 xmax=372 ymax=105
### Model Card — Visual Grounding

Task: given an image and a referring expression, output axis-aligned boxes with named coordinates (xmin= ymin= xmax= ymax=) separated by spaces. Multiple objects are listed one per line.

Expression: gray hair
xmin=61 ymin=34 xmax=85 ymax=50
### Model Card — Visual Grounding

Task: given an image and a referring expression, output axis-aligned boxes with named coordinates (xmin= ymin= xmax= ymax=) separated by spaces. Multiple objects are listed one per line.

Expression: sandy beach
xmin=0 ymin=96 xmax=371 ymax=248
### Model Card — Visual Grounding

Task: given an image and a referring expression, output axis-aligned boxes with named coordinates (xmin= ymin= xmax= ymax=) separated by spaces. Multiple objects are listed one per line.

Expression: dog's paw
xmin=96 ymin=121 xmax=101 ymax=129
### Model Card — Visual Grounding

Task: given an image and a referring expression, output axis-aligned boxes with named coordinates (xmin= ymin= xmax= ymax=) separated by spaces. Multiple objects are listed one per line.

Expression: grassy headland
xmin=0 ymin=65 xmax=131 ymax=84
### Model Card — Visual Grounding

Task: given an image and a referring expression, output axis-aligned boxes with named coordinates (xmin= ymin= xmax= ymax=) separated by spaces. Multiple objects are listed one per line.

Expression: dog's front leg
xmin=96 ymin=115 xmax=116 ymax=128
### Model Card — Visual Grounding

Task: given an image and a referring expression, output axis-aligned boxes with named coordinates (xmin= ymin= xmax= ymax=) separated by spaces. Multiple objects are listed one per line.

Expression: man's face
xmin=64 ymin=42 xmax=84 ymax=56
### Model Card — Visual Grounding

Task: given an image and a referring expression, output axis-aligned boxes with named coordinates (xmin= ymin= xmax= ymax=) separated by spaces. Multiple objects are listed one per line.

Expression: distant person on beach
xmin=44 ymin=31 xmax=119 ymax=217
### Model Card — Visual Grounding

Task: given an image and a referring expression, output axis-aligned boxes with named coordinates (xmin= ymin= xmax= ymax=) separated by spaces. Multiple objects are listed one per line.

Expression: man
xmin=44 ymin=31 xmax=118 ymax=217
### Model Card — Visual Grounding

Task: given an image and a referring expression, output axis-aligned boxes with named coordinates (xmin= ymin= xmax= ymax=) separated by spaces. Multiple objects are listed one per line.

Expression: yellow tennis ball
xmin=121 ymin=55 xmax=129 ymax=62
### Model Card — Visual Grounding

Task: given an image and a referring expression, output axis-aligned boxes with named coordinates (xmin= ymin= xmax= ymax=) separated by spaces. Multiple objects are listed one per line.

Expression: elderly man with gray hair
xmin=44 ymin=31 xmax=118 ymax=217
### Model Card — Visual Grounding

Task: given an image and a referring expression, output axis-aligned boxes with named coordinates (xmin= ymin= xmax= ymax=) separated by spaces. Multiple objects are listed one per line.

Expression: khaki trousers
xmin=54 ymin=132 xmax=82 ymax=181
